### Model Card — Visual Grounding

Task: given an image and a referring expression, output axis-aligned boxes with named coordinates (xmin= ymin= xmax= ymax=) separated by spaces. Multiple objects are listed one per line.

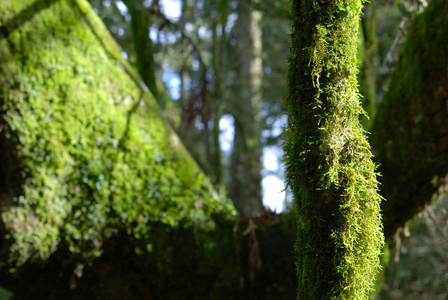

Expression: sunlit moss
xmin=284 ymin=0 xmax=384 ymax=298
xmin=0 ymin=0 xmax=230 ymax=268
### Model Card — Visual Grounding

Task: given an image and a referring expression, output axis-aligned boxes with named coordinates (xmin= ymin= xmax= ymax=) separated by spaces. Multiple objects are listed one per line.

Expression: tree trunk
xmin=285 ymin=0 xmax=384 ymax=298
xmin=371 ymin=0 xmax=448 ymax=240
xmin=230 ymin=0 xmax=264 ymax=217
xmin=123 ymin=0 xmax=160 ymax=104
xmin=211 ymin=3 xmax=227 ymax=186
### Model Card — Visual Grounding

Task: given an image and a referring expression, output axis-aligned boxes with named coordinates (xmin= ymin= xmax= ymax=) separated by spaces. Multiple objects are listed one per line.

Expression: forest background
xmin=0 ymin=0 xmax=448 ymax=299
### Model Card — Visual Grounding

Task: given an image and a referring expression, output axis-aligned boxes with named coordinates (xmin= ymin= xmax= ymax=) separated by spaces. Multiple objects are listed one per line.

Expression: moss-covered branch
xmin=371 ymin=0 xmax=448 ymax=240
xmin=0 ymin=0 xmax=230 ymax=272
xmin=284 ymin=0 xmax=384 ymax=298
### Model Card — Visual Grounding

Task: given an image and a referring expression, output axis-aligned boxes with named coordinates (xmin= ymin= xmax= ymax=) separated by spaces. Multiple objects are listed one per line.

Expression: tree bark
xmin=285 ymin=0 xmax=384 ymax=298
xmin=230 ymin=0 xmax=264 ymax=217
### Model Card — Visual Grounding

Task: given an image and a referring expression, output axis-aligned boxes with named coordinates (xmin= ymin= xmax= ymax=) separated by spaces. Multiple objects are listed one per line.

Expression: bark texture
xmin=285 ymin=0 xmax=384 ymax=298
xmin=371 ymin=0 xmax=448 ymax=240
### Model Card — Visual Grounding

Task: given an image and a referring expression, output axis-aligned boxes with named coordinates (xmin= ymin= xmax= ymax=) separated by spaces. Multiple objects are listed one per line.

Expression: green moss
xmin=0 ymin=0 xmax=230 ymax=268
xmin=371 ymin=0 xmax=448 ymax=239
xmin=285 ymin=0 xmax=384 ymax=298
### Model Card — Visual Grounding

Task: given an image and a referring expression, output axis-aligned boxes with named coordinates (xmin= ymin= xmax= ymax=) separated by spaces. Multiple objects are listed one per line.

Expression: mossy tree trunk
xmin=285 ymin=0 xmax=384 ymax=298
xmin=371 ymin=0 xmax=448 ymax=240
xmin=230 ymin=0 xmax=264 ymax=217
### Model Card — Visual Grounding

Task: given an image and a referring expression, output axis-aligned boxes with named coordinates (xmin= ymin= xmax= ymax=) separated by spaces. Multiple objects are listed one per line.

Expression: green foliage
xmin=285 ymin=0 xmax=384 ymax=298
xmin=0 ymin=0 xmax=230 ymax=269
xmin=395 ymin=1 xmax=412 ymax=19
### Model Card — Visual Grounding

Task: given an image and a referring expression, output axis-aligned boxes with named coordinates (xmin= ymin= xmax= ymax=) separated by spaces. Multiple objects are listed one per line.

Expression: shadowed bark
xmin=371 ymin=0 xmax=448 ymax=240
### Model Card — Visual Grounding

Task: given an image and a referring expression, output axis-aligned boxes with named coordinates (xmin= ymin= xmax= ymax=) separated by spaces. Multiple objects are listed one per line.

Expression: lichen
xmin=284 ymin=0 xmax=384 ymax=298
xmin=0 ymin=0 xmax=231 ymax=269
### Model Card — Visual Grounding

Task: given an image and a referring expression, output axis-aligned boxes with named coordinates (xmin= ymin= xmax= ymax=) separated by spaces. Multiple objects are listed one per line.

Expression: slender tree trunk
xmin=230 ymin=0 xmax=264 ymax=217
xmin=211 ymin=3 xmax=227 ymax=186
xmin=178 ymin=0 xmax=190 ymax=138
xmin=285 ymin=1 xmax=384 ymax=298
xmin=123 ymin=0 xmax=160 ymax=104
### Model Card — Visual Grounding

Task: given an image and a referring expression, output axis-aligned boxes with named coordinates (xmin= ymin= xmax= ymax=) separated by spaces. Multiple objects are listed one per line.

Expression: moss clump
xmin=284 ymin=0 xmax=384 ymax=298
xmin=0 ymin=0 xmax=230 ymax=269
